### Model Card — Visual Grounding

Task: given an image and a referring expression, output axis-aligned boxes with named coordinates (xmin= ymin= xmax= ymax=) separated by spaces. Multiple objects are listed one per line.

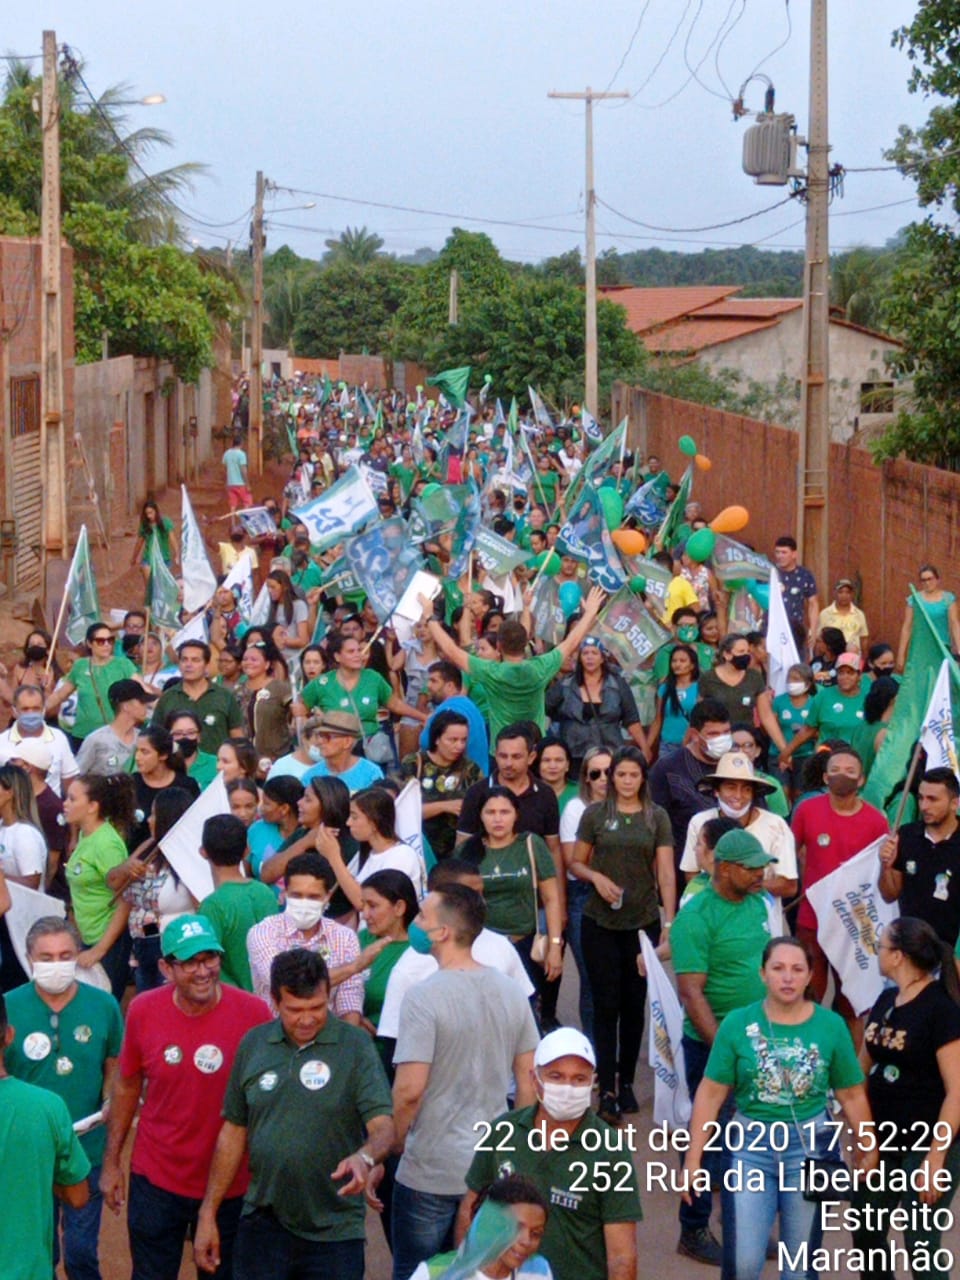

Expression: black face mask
xmin=731 ymin=654 xmax=752 ymax=671
xmin=178 ymin=738 xmax=199 ymax=760
xmin=25 ymin=645 xmax=48 ymax=663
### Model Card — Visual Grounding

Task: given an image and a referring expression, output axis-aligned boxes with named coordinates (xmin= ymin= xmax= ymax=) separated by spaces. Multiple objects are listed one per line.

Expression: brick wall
xmin=612 ymin=382 xmax=960 ymax=647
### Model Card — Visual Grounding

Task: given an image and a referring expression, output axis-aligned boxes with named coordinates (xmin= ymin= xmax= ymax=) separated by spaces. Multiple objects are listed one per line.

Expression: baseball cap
xmin=714 ymin=829 xmax=776 ymax=869
xmin=835 ymin=578 xmax=854 ymax=590
xmin=315 ymin=711 xmax=363 ymax=738
xmin=10 ymin=738 xmax=53 ymax=772
xmin=836 ymin=653 xmax=861 ymax=670
xmin=108 ymin=679 xmax=157 ymax=708
xmin=534 ymin=1027 xmax=597 ymax=1069
xmin=161 ymin=914 xmax=224 ymax=961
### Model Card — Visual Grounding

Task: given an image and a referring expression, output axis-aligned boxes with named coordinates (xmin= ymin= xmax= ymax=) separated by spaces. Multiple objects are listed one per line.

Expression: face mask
xmin=25 ymin=645 xmax=48 ymax=664
xmin=16 ymin=713 xmax=46 ymax=734
xmin=718 ymin=797 xmax=753 ymax=819
xmin=731 ymin=654 xmax=752 ymax=671
xmin=32 ymin=960 xmax=77 ymax=995
xmin=177 ymin=738 xmax=199 ymax=760
xmin=537 ymin=1075 xmax=594 ymax=1122
xmin=677 ymin=626 xmax=698 ymax=643
xmin=787 ymin=681 xmax=808 ymax=697
xmin=307 ymin=745 xmax=323 ymax=762
xmin=285 ymin=898 xmax=326 ymax=931
xmin=827 ymin=775 xmax=860 ymax=798
xmin=872 ymin=666 xmax=894 ymax=679
xmin=703 ymin=732 xmax=733 ymax=760
xmin=407 ymin=920 xmax=436 ymax=955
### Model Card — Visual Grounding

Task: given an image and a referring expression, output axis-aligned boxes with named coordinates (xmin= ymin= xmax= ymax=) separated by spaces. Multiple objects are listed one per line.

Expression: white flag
xmin=159 ymin=774 xmax=231 ymax=902
xmin=394 ymin=780 xmax=427 ymax=898
xmin=6 ymin=881 xmax=66 ymax=975
xmin=291 ymin=466 xmax=379 ymax=552
xmin=806 ymin=837 xmax=898 ymax=1015
xmin=920 ymin=658 xmax=959 ymax=781
xmin=766 ymin=566 xmax=801 ymax=697
xmin=640 ymin=932 xmax=691 ymax=1128
xmin=180 ymin=486 xmax=217 ymax=613
xmin=221 ymin=549 xmax=257 ymax=620
xmin=170 ymin=610 xmax=208 ymax=652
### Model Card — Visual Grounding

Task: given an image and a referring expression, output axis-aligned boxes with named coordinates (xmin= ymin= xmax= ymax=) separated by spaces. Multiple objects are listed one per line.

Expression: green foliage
xmin=292 ymin=258 xmax=413 ymax=356
xmin=323 ymin=225 xmax=385 ymax=265
xmin=588 ymin=244 xmax=807 ymax=295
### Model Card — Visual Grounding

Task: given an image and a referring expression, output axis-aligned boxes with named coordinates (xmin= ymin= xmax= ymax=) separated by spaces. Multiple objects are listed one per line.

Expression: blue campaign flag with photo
xmin=343 ymin=517 xmax=425 ymax=623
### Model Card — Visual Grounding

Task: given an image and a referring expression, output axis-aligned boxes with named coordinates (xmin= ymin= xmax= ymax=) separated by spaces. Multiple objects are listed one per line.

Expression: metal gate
xmin=9 ymin=375 xmax=42 ymax=592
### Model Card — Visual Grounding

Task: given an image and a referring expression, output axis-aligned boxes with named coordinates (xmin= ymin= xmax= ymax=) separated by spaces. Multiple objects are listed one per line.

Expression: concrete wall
xmin=611 ymin=383 xmax=960 ymax=646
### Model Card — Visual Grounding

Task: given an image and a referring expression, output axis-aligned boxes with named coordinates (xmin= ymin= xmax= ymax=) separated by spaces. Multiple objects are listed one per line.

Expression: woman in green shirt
xmin=683 ymin=936 xmax=874 ymax=1280
xmin=129 ymin=499 xmax=178 ymax=589
xmin=45 ymin=623 xmax=140 ymax=752
xmin=358 ymin=868 xmax=417 ymax=1068
xmin=63 ymin=772 xmax=136 ymax=1000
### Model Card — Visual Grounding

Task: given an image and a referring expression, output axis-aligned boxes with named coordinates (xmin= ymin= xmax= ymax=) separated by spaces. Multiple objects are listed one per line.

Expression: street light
xmin=109 ymin=93 xmax=166 ymax=106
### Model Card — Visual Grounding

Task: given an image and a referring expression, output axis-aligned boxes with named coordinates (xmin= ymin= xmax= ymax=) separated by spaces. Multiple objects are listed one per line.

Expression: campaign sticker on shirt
xmin=73 ymin=1025 xmax=92 ymax=1044
xmin=163 ymin=1044 xmax=183 ymax=1066
xmin=194 ymin=1044 xmax=224 ymax=1075
xmin=906 ymin=860 xmax=917 ymax=876
xmin=258 ymin=1071 xmax=279 ymax=1092
xmin=299 ymin=1059 xmax=331 ymax=1091
xmin=55 ymin=1056 xmax=74 ymax=1076
xmin=23 ymin=1032 xmax=52 ymax=1061
xmin=361 ymin=696 xmax=371 ymax=705
xmin=883 ymin=1064 xmax=900 ymax=1083
xmin=443 ymin=776 xmax=458 ymax=792
xmin=204 ymin=714 xmax=216 ymax=726
xmin=422 ymin=777 xmax=434 ymax=790
xmin=832 ymin=703 xmax=843 ymax=714
xmin=817 ymin=834 xmax=831 ymax=847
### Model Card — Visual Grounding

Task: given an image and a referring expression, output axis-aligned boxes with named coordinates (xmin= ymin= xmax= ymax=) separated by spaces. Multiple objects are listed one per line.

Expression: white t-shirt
xmin=681 ymin=806 xmax=798 ymax=881
xmin=349 ymin=841 xmax=427 ymax=900
xmin=409 ymin=1257 xmax=552 ymax=1280
xmin=559 ymin=796 xmax=587 ymax=881
xmin=0 ymin=726 xmax=78 ymax=797
xmin=376 ymin=928 xmax=535 ymax=1040
xmin=0 ymin=820 xmax=47 ymax=880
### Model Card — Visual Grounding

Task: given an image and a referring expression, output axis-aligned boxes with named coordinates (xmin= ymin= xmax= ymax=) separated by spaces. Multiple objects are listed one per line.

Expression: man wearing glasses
xmin=101 ymin=915 xmax=271 ymax=1280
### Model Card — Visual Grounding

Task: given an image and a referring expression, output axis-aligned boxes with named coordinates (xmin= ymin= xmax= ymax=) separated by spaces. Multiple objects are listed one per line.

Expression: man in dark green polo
xmin=194 ymin=948 xmax=394 ymax=1280
xmin=152 ymin=640 xmax=245 ymax=755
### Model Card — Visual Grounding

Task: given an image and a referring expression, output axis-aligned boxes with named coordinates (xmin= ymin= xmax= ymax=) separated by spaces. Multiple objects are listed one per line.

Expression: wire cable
xmin=682 ymin=0 xmax=740 ymax=104
xmin=744 ymin=0 xmax=792 ymax=83
xmin=605 ymin=0 xmax=695 ymax=108
xmin=603 ymin=0 xmax=655 ymax=93
xmin=713 ymin=0 xmax=747 ymax=100
xmin=597 ymin=192 xmax=797 ymax=232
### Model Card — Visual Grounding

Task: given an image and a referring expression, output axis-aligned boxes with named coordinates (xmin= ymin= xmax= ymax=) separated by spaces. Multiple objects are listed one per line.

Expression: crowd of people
xmin=1 ymin=374 xmax=959 ymax=1280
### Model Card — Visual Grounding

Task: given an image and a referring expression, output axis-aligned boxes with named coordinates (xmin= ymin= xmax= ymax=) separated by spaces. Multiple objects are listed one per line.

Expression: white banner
xmin=158 ymin=774 xmax=231 ymax=902
xmin=221 ymin=549 xmax=257 ymax=620
xmin=180 ymin=485 xmax=218 ymax=613
xmin=920 ymin=658 xmax=959 ymax=781
xmin=806 ymin=837 xmax=898 ymax=1015
xmin=170 ymin=610 xmax=208 ymax=653
xmin=6 ymin=881 xmax=67 ymax=974
xmin=394 ymin=780 xmax=427 ymax=897
xmin=766 ymin=566 xmax=801 ymax=697
xmin=640 ymin=931 xmax=691 ymax=1128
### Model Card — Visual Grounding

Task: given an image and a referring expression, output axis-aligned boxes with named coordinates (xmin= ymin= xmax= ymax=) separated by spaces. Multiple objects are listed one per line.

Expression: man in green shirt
xmin=153 ymin=640 xmax=245 ymax=755
xmin=0 ymin=988 xmax=91 ymax=1280
xmin=194 ymin=948 xmax=394 ymax=1280
xmin=421 ymin=586 xmax=607 ymax=745
xmin=198 ymin=815 xmax=279 ymax=990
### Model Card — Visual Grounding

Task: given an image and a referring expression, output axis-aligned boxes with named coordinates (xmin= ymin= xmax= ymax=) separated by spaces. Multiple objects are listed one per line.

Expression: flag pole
xmin=528 ymin=548 xmax=559 ymax=594
xmin=142 ymin=608 xmax=151 ymax=678
xmin=891 ymin=740 xmax=924 ymax=835
xmin=45 ymin=582 xmax=73 ymax=675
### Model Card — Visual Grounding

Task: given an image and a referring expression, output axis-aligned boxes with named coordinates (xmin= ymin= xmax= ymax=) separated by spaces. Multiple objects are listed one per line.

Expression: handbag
xmin=526 ymin=835 xmax=550 ymax=965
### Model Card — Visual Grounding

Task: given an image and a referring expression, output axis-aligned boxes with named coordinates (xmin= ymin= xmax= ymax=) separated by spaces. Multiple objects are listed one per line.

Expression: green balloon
xmin=679 ymin=434 xmax=698 ymax=457
xmin=483 ymin=373 xmax=493 ymax=385
xmin=597 ymin=487 xmax=624 ymax=530
xmin=421 ymin=483 xmax=442 ymax=499
xmin=629 ymin=574 xmax=647 ymax=594
xmin=685 ymin=527 xmax=717 ymax=563
xmin=530 ymin=550 xmax=561 ymax=576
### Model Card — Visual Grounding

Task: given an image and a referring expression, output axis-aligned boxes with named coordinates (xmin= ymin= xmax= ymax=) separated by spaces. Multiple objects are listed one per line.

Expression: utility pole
xmin=448 ymin=269 xmax=459 ymax=325
xmin=40 ymin=29 xmax=68 ymax=612
xmin=796 ymin=0 xmax=830 ymax=593
xmin=548 ymin=87 xmax=628 ymax=418
xmin=249 ymin=170 xmax=265 ymax=478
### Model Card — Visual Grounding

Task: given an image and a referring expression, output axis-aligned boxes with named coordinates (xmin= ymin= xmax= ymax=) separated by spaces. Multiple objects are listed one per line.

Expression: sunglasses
xmin=92 ymin=636 xmax=112 ymax=644
xmin=588 ymin=766 xmax=611 ymax=780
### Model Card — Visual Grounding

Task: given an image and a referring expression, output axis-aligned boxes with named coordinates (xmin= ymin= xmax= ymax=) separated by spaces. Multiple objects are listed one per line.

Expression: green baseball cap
xmin=161 ymin=914 xmax=224 ymax=961
xmin=714 ymin=829 xmax=776 ymax=869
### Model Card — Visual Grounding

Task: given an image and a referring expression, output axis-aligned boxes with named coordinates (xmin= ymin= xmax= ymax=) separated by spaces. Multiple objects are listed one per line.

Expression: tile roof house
xmin=600 ymin=285 xmax=905 ymax=441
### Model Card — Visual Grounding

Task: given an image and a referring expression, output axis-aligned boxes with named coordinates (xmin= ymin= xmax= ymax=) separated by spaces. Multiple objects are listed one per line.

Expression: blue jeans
xmin=679 ymin=1034 xmax=736 ymax=1234
xmin=565 ymin=878 xmax=594 ymax=1040
xmin=53 ymin=1164 xmax=103 ymax=1280
xmin=128 ymin=1172 xmax=241 ymax=1280
xmin=235 ymin=1207 xmax=364 ymax=1280
xmin=391 ymin=1182 xmax=460 ymax=1280
xmin=721 ymin=1112 xmax=832 ymax=1280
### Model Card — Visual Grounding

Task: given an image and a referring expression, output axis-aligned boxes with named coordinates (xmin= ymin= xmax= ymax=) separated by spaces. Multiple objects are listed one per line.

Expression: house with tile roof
xmin=600 ymin=285 xmax=905 ymax=441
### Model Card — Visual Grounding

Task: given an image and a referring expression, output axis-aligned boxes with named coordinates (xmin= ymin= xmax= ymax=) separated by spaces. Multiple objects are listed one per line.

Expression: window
xmin=10 ymin=375 xmax=40 ymax=438
xmin=860 ymin=381 xmax=894 ymax=415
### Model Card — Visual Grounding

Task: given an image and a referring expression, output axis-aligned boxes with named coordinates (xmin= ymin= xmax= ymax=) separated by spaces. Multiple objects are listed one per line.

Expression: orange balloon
xmin=709 ymin=505 xmax=750 ymax=534
xmin=611 ymin=528 xmax=648 ymax=555
xmin=695 ymin=453 xmax=712 ymax=471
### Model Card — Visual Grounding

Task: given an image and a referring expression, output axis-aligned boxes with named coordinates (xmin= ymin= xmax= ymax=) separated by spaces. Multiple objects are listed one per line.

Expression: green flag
xmin=864 ymin=590 xmax=960 ymax=815
xmin=566 ymin=418 xmax=627 ymax=511
xmin=426 ymin=366 xmax=471 ymax=409
xmin=508 ymin=396 xmax=519 ymax=436
xmin=320 ymin=372 xmax=333 ymax=407
xmin=147 ymin=534 xmax=182 ymax=630
xmin=63 ymin=525 xmax=101 ymax=647
xmin=654 ymin=464 xmax=693 ymax=551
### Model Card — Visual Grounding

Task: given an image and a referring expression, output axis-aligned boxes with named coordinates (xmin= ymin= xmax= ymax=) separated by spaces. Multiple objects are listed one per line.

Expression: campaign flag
xmin=639 ymin=933 xmax=691 ymax=1128
xmin=426 ymin=365 xmax=471 ymax=409
xmin=712 ymin=535 xmax=773 ymax=584
xmin=920 ymin=659 xmax=960 ymax=781
xmin=63 ymin=525 xmax=101 ymax=647
xmin=580 ymin=406 xmax=604 ymax=450
xmin=344 ymin=517 xmax=425 ymax=623
xmin=249 ymin=582 xmax=271 ymax=627
xmin=624 ymin=475 xmax=668 ymax=529
xmin=6 ymin=881 xmax=66 ymax=976
xmin=805 ymin=838 xmax=898 ymax=1015
xmin=394 ymin=781 xmax=428 ymax=895
xmin=221 ymin=549 xmax=257 ymax=619
xmin=409 ymin=481 xmax=481 ymax=577
xmin=566 ymin=418 xmax=627 ymax=510
xmin=319 ymin=554 xmax=362 ymax=598
xmin=766 ymin=567 xmax=801 ymax=697
xmin=865 ymin=591 xmax=960 ymax=813
xmin=654 ymin=464 xmax=693 ymax=551
xmin=442 ymin=406 xmax=472 ymax=456
xmin=170 ymin=610 xmax=208 ymax=652
xmin=411 ymin=421 xmax=425 ymax=465
xmin=180 ymin=486 xmax=217 ymax=613
xmin=291 ymin=466 xmax=379 ymax=552
xmin=320 ymin=372 xmax=333 ymax=407
xmin=235 ymin=506 xmax=277 ymax=539
xmin=159 ymin=774 xmax=231 ymax=900
xmin=530 ymin=575 xmax=566 ymax=649
xmin=556 ymin=485 xmax=626 ymax=593
xmin=493 ymin=398 xmax=506 ymax=429
xmin=147 ymin=535 xmax=181 ymax=630
xmin=507 ymin=396 xmax=519 ymax=437
xmin=338 ymin=386 xmax=351 ymax=413
xmin=473 ymin=526 xmax=530 ymax=578
xmin=617 ymin=554 xmax=673 ymax=612
xmin=481 ymin=573 xmax=524 ymax=615
xmin=591 ymin=587 xmax=671 ymax=671
xmin=447 ymin=480 xmax=482 ymax=578
xmin=357 ymin=386 xmax=376 ymax=422
xmin=528 ymin=386 xmax=553 ymax=430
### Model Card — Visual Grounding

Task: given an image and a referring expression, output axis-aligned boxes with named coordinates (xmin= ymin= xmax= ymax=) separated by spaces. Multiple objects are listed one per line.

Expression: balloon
xmin=746 ymin=579 xmax=770 ymax=610
xmin=695 ymin=453 xmax=712 ymax=471
xmin=611 ymin=528 xmax=648 ymax=556
xmin=709 ymin=505 xmax=750 ymax=534
xmin=558 ymin=581 xmax=583 ymax=619
xmin=530 ymin=550 xmax=561 ymax=576
xmin=597 ymin=487 xmax=624 ymax=530
xmin=421 ymin=483 xmax=442 ymax=499
xmin=685 ymin=528 xmax=717 ymax=563
xmin=629 ymin=574 xmax=648 ymax=594
xmin=483 ymin=373 xmax=493 ymax=385
xmin=679 ymin=434 xmax=698 ymax=457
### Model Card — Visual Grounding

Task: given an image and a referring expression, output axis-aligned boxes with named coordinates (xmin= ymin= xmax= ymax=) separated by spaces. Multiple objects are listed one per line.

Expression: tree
xmin=292 ymin=259 xmax=412 ymax=357
xmin=323 ymin=226 xmax=385 ymax=265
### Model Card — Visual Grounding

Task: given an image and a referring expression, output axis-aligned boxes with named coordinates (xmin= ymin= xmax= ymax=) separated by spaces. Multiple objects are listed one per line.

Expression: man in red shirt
xmin=101 ymin=914 xmax=271 ymax=1280
xmin=792 ymin=746 xmax=888 ymax=1034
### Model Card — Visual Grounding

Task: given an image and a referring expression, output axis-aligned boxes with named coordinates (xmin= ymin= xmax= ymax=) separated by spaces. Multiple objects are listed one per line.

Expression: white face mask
xmin=537 ymin=1074 xmax=594 ymax=1122
xmin=704 ymin=732 xmax=733 ymax=760
xmin=285 ymin=898 xmax=326 ymax=931
xmin=718 ymin=797 xmax=752 ymax=820
xmin=32 ymin=960 xmax=77 ymax=995
xmin=787 ymin=681 xmax=808 ymax=697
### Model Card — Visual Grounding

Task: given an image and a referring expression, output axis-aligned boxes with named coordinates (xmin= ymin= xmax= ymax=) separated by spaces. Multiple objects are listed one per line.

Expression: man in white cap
xmin=460 ymin=1027 xmax=641 ymax=1280
xmin=8 ymin=736 xmax=69 ymax=896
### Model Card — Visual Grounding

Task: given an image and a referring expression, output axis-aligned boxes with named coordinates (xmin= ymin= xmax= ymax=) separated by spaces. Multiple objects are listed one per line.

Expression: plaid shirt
xmin=246 ymin=913 xmax=363 ymax=1015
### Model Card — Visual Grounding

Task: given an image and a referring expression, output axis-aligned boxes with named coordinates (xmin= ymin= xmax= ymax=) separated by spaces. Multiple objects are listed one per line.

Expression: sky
xmin=8 ymin=1 xmax=929 ymax=264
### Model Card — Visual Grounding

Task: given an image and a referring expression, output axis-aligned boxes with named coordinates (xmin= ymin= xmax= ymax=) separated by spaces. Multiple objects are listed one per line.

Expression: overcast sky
xmin=9 ymin=1 xmax=928 ymax=263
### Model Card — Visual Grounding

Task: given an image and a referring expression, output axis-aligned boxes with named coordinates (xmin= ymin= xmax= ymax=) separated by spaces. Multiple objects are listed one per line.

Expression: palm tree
xmin=323 ymin=225 xmax=385 ymax=265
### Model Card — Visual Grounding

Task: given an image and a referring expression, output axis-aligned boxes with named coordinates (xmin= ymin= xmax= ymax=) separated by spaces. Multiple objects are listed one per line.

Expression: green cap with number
xmin=161 ymin=914 xmax=224 ymax=961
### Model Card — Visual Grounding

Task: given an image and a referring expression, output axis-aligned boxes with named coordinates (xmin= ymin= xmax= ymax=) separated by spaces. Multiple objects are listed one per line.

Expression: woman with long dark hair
xmin=545 ymin=636 xmax=647 ymax=774
xmin=128 ymin=726 xmax=199 ymax=850
xmin=316 ymin=787 xmax=425 ymax=911
xmin=264 ymin=569 xmax=309 ymax=671
xmin=130 ymin=499 xmax=178 ymax=589
xmin=649 ymin=643 xmax=700 ymax=758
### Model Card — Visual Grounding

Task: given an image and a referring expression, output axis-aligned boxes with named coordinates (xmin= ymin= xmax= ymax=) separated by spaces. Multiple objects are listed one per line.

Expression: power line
xmin=745 ymin=0 xmax=793 ymax=83
xmin=605 ymin=0 xmax=695 ymax=108
xmin=682 ymin=0 xmax=740 ymax=105
xmin=713 ymin=0 xmax=747 ymax=100
xmin=597 ymin=192 xmax=797 ymax=232
xmin=272 ymin=184 xmax=586 ymax=231
xmin=0 ymin=52 xmax=42 ymax=61
xmin=602 ymin=0 xmax=655 ymax=93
